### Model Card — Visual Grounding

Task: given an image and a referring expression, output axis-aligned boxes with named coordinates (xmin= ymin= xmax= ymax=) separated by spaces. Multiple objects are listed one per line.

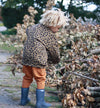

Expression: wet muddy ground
xmin=0 ymin=50 xmax=62 ymax=108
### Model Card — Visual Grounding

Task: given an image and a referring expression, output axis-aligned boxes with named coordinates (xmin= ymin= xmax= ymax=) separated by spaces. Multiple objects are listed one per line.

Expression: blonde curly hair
xmin=39 ymin=9 xmax=67 ymax=27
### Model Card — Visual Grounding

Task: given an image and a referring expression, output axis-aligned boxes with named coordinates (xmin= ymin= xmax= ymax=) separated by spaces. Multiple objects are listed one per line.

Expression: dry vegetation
xmin=0 ymin=0 xmax=100 ymax=107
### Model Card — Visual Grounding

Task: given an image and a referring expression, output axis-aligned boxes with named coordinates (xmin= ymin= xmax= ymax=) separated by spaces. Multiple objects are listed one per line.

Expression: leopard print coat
xmin=22 ymin=24 xmax=60 ymax=68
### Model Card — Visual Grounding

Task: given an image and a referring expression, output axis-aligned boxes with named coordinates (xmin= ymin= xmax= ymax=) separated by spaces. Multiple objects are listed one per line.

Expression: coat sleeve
xmin=34 ymin=37 xmax=60 ymax=64
xmin=47 ymin=43 xmax=60 ymax=64
xmin=45 ymin=33 xmax=60 ymax=64
xmin=39 ymin=33 xmax=60 ymax=64
xmin=33 ymin=39 xmax=48 ymax=66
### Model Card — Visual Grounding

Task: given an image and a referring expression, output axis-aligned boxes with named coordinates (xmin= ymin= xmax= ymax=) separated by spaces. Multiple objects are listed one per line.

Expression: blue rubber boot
xmin=36 ymin=89 xmax=51 ymax=108
xmin=20 ymin=88 xmax=30 ymax=106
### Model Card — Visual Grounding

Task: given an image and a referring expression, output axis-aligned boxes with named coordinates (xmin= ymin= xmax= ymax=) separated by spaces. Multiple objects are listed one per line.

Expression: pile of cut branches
xmin=3 ymin=4 xmax=100 ymax=108
xmin=46 ymin=16 xmax=100 ymax=108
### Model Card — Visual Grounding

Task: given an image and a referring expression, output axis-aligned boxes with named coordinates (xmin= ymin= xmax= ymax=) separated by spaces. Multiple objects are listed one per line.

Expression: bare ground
xmin=0 ymin=51 xmax=62 ymax=108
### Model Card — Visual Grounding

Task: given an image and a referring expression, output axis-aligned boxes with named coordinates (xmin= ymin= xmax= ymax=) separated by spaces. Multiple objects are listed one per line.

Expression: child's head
xmin=39 ymin=9 xmax=67 ymax=32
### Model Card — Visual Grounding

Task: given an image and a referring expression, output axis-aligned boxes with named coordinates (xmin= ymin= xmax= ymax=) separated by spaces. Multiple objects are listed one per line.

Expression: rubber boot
xmin=36 ymin=89 xmax=51 ymax=108
xmin=20 ymin=87 xmax=30 ymax=106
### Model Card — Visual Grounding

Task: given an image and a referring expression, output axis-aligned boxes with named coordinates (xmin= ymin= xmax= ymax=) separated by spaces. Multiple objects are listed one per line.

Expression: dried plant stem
xmin=87 ymin=87 xmax=100 ymax=92
xmin=56 ymin=67 xmax=99 ymax=82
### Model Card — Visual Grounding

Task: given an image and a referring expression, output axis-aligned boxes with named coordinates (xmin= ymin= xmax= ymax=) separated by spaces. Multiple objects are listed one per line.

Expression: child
xmin=20 ymin=9 xmax=66 ymax=108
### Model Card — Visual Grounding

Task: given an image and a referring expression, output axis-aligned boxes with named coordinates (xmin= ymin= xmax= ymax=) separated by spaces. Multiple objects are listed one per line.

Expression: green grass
xmin=0 ymin=43 xmax=22 ymax=53
xmin=30 ymin=83 xmax=57 ymax=92
xmin=3 ymin=66 xmax=11 ymax=72
xmin=0 ymin=23 xmax=4 ymax=26
xmin=45 ymin=86 xmax=57 ymax=92
xmin=45 ymin=96 xmax=60 ymax=102
xmin=12 ymin=97 xmax=20 ymax=101
xmin=0 ymin=84 xmax=13 ymax=87
xmin=27 ymin=103 xmax=35 ymax=107
xmin=45 ymin=96 xmax=62 ymax=108
xmin=4 ymin=89 xmax=14 ymax=93
xmin=54 ymin=106 xmax=63 ymax=108
xmin=0 ymin=28 xmax=17 ymax=35
xmin=0 ymin=84 xmax=21 ymax=88
xmin=30 ymin=83 xmax=37 ymax=91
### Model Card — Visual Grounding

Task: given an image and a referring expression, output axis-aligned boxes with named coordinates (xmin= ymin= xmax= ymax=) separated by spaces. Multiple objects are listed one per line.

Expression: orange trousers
xmin=22 ymin=65 xmax=46 ymax=89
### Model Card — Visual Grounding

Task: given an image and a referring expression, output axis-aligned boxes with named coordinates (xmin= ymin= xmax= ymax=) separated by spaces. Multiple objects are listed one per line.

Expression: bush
xmin=0 ymin=28 xmax=17 ymax=35
xmin=2 ymin=5 xmax=28 ymax=28
xmin=0 ymin=22 xmax=4 ymax=26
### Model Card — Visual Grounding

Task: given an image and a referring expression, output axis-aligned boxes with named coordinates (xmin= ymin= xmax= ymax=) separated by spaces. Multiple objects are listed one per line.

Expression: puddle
xmin=0 ymin=26 xmax=7 ymax=32
xmin=0 ymin=52 xmax=11 ymax=63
